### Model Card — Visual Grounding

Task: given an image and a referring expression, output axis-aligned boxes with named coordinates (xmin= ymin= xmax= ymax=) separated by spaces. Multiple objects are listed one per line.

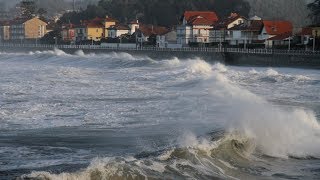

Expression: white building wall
xmin=116 ymin=29 xmax=130 ymax=37
xmin=259 ymin=27 xmax=274 ymax=40
xmin=227 ymin=18 xmax=246 ymax=29
xmin=177 ymin=25 xmax=192 ymax=45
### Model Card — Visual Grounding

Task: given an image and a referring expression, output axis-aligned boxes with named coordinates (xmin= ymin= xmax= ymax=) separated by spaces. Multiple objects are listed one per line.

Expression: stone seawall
xmin=225 ymin=53 xmax=320 ymax=68
xmin=1 ymin=46 xmax=320 ymax=69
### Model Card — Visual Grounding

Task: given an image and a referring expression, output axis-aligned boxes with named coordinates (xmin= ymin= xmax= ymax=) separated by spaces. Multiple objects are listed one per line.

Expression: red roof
xmin=189 ymin=16 xmax=214 ymax=26
xmin=297 ymin=27 xmax=312 ymax=36
xmin=184 ymin=11 xmax=218 ymax=25
xmin=138 ymin=25 xmax=170 ymax=36
xmin=263 ymin=21 xmax=293 ymax=35
xmin=214 ymin=13 xmax=247 ymax=30
xmin=87 ymin=17 xmax=104 ymax=28
xmin=105 ymin=17 xmax=117 ymax=22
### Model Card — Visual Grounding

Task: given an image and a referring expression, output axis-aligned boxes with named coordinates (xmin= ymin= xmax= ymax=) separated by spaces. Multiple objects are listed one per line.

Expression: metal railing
xmin=0 ymin=43 xmax=320 ymax=56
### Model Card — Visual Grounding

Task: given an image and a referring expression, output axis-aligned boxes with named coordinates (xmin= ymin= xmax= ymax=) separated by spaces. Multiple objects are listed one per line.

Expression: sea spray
xmin=200 ymin=64 xmax=320 ymax=158
xmin=1 ymin=51 xmax=319 ymax=179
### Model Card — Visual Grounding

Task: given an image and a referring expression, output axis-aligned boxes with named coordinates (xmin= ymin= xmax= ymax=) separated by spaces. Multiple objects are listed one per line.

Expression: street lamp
xmin=313 ymin=35 xmax=316 ymax=53
xmin=288 ymin=36 xmax=291 ymax=51
xmin=89 ymin=36 xmax=94 ymax=46
xmin=54 ymin=37 xmax=57 ymax=46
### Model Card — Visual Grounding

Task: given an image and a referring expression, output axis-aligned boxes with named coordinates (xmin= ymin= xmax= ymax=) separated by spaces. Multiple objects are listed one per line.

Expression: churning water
xmin=0 ymin=49 xmax=319 ymax=179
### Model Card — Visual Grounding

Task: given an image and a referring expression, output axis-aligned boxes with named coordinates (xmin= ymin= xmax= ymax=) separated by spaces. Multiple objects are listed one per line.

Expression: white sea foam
xmin=202 ymin=66 xmax=320 ymax=158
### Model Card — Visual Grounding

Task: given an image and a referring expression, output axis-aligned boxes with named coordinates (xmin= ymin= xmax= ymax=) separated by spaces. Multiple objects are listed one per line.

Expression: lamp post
xmin=313 ymin=35 xmax=316 ymax=53
xmin=54 ymin=37 xmax=57 ymax=46
xmin=288 ymin=36 xmax=291 ymax=51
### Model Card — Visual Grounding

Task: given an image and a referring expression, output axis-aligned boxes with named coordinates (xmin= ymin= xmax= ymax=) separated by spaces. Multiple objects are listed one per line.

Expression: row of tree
xmin=309 ymin=0 xmax=320 ymax=24
xmin=59 ymin=0 xmax=251 ymax=26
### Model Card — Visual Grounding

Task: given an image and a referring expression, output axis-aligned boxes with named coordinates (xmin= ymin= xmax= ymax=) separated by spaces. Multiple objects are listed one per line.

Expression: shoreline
xmin=1 ymin=44 xmax=320 ymax=69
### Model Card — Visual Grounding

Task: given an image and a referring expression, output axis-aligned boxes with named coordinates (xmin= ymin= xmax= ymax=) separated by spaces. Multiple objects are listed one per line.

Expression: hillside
xmin=60 ymin=0 xmax=251 ymax=26
xmin=245 ymin=0 xmax=311 ymax=27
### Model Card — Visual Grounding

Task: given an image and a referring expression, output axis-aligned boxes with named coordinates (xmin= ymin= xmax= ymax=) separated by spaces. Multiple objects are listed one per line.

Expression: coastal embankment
xmin=1 ymin=44 xmax=320 ymax=68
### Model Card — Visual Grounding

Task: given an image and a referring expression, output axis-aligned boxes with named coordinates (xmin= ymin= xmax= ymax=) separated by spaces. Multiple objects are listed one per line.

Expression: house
xmin=128 ymin=20 xmax=139 ymax=35
xmin=258 ymin=20 xmax=293 ymax=48
xmin=310 ymin=25 xmax=320 ymax=38
xmin=227 ymin=20 xmax=264 ymax=46
xmin=10 ymin=17 xmax=47 ymax=41
xmin=210 ymin=13 xmax=247 ymax=44
xmin=107 ymin=24 xmax=130 ymax=38
xmin=74 ymin=16 xmax=118 ymax=42
xmin=0 ymin=21 xmax=10 ymax=41
xmin=103 ymin=16 xmax=117 ymax=38
xmin=265 ymin=32 xmax=293 ymax=48
xmin=61 ymin=23 xmax=76 ymax=43
xmin=177 ymin=11 xmax=219 ymax=46
xmin=86 ymin=17 xmax=105 ymax=41
xmin=75 ymin=23 xmax=87 ymax=42
xmin=296 ymin=27 xmax=313 ymax=47
xmin=258 ymin=20 xmax=293 ymax=40
xmin=136 ymin=25 xmax=169 ymax=46
xmin=156 ymin=30 xmax=181 ymax=48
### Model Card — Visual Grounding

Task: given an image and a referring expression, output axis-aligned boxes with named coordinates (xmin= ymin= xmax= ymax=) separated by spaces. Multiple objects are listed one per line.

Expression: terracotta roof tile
xmin=229 ymin=20 xmax=263 ymax=31
xmin=214 ymin=13 xmax=247 ymax=29
xmin=263 ymin=20 xmax=293 ymax=36
xmin=184 ymin=11 xmax=218 ymax=26
xmin=138 ymin=25 xmax=169 ymax=36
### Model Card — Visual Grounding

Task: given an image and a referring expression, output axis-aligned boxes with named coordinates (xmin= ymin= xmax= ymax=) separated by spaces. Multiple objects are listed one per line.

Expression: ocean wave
xmin=20 ymin=133 xmax=253 ymax=180
xmin=202 ymin=67 xmax=320 ymax=159
xmin=250 ymin=68 xmax=312 ymax=83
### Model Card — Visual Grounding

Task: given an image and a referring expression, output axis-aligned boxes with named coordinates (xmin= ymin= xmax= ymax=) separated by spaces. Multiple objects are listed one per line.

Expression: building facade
xmin=61 ymin=24 xmax=76 ymax=42
xmin=10 ymin=17 xmax=47 ymax=40
xmin=210 ymin=13 xmax=247 ymax=44
xmin=177 ymin=11 xmax=219 ymax=46
xmin=0 ymin=21 xmax=10 ymax=41
xmin=107 ymin=24 xmax=130 ymax=38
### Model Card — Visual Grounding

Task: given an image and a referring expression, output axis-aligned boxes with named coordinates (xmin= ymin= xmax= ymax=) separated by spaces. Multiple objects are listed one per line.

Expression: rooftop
xmin=263 ymin=20 xmax=293 ymax=35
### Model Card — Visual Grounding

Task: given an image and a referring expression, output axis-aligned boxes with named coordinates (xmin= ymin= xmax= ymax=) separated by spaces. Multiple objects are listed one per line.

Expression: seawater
xmin=0 ymin=49 xmax=319 ymax=179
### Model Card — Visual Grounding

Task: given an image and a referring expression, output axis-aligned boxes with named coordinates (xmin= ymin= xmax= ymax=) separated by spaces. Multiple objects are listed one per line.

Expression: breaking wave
xmin=249 ymin=68 xmax=312 ymax=83
xmin=19 ymin=56 xmax=320 ymax=179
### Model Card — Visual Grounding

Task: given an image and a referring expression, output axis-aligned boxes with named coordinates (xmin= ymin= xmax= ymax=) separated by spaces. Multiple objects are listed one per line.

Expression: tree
xmin=37 ymin=8 xmax=47 ymax=18
xmin=59 ymin=0 xmax=251 ymax=26
xmin=308 ymin=0 xmax=320 ymax=24
xmin=19 ymin=0 xmax=37 ymax=19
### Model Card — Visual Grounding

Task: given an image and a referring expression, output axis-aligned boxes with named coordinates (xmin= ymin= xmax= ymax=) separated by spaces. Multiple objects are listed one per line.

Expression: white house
xmin=210 ymin=13 xmax=247 ymax=44
xmin=177 ymin=11 xmax=219 ymax=46
xmin=156 ymin=30 xmax=182 ymax=48
xmin=136 ymin=25 xmax=169 ymax=46
xmin=128 ymin=20 xmax=139 ymax=35
xmin=258 ymin=20 xmax=293 ymax=48
xmin=227 ymin=20 xmax=264 ymax=46
xmin=108 ymin=24 xmax=130 ymax=38
xmin=258 ymin=20 xmax=293 ymax=40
